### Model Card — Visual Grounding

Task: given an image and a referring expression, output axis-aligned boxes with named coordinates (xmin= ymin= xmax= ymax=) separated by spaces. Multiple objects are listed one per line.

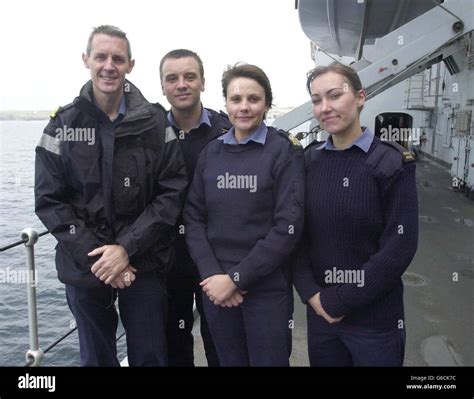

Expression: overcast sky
xmin=0 ymin=0 xmax=323 ymax=111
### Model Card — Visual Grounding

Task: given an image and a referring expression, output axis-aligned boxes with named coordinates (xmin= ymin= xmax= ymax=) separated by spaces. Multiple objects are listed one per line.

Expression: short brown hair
xmin=86 ymin=25 xmax=132 ymax=60
xmin=222 ymin=63 xmax=273 ymax=108
xmin=159 ymin=49 xmax=204 ymax=81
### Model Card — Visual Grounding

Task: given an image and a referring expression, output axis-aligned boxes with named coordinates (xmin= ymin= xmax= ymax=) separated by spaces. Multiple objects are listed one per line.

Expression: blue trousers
xmin=306 ymin=306 xmax=406 ymax=366
xmin=166 ymin=272 xmax=219 ymax=366
xmin=203 ymin=287 xmax=293 ymax=366
xmin=66 ymin=270 xmax=167 ymax=366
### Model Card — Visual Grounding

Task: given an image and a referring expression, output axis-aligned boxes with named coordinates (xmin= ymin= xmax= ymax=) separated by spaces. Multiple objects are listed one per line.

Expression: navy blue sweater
xmin=171 ymin=109 xmax=231 ymax=276
xmin=184 ymin=127 xmax=304 ymax=290
xmin=293 ymin=136 xmax=418 ymax=328
xmin=175 ymin=109 xmax=231 ymax=184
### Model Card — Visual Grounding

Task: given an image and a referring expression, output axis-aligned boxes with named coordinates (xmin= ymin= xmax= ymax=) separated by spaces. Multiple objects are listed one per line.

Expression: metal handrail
xmin=5 ymin=227 xmax=198 ymax=367
xmin=20 ymin=228 xmax=43 ymax=367
xmin=1 ymin=228 xmax=132 ymax=366
xmin=23 ymin=327 xmax=126 ymax=367
xmin=24 ymin=326 xmax=77 ymax=367
xmin=0 ymin=230 xmax=49 ymax=252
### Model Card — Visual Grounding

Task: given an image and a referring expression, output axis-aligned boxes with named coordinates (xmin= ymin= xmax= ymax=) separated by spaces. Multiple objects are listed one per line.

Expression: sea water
xmin=0 ymin=120 xmax=127 ymax=366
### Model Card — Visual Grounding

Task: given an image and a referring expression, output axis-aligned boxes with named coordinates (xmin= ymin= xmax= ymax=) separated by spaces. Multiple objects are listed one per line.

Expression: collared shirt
xmin=167 ymin=107 xmax=212 ymax=133
xmin=316 ymin=127 xmax=374 ymax=153
xmin=218 ymin=122 xmax=268 ymax=145
xmin=92 ymin=94 xmax=126 ymax=226
xmin=112 ymin=95 xmax=127 ymax=125
xmin=91 ymin=94 xmax=126 ymax=124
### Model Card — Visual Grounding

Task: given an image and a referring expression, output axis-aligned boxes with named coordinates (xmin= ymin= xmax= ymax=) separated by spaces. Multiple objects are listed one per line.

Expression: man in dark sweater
xmin=160 ymin=49 xmax=231 ymax=367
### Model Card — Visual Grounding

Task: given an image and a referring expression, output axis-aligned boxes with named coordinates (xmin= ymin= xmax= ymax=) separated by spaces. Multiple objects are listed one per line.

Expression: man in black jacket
xmin=35 ymin=25 xmax=187 ymax=366
xmin=160 ymin=49 xmax=231 ymax=366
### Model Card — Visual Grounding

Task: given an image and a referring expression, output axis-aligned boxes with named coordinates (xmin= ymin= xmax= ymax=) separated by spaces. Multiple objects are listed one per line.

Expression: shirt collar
xmin=167 ymin=106 xmax=212 ymax=131
xmin=91 ymin=94 xmax=126 ymax=123
xmin=316 ymin=127 xmax=373 ymax=153
xmin=117 ymin=95 xmax=126 ymax=116
xmin=218 ymin=123 xmax=268 ymax=145
xmin=112 ymin=95 xmax=126 ymax=124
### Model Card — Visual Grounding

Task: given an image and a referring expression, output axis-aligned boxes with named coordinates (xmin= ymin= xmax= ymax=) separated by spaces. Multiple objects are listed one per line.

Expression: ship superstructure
xmin=275 ymin=0 xmax=474 ymax=199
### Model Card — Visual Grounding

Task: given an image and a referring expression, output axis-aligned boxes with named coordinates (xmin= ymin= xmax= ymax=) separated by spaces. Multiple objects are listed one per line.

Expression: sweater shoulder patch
xmin=276 ymin=129 xmax=303 ymax=149
xmin=380 ymin=140 xmax=415 ymax=163
xmin=218 ymin=110 xmax=230 ymax=120
xmin=366 ymin=140 xmax=411 ymax=179
xmin=304 ymin=139 xmax=325 ymax=151
xmin=207 ymin=108 xmax=231 ymax=135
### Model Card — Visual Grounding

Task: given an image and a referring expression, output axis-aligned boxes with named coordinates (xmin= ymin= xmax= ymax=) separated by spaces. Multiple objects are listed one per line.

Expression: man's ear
xmin=201 ymin=77 xmax=205 ymax=92
xmin=127 ymin=59 xmax=135 ymax=74
xmin=82 ymin=53 xmax=89 ymax=69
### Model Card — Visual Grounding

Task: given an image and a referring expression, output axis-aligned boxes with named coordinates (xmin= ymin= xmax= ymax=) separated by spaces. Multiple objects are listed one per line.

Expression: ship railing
xmin=1 ymin=227 xmax=197 ymax=367
xmin=0 ymin=228 xmax=130 ymax=367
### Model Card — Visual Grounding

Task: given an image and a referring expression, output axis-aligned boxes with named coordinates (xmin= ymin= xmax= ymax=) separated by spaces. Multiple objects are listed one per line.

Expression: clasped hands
xmin=88 ymin=244 xmax=136 ymax=289
xmin=201 ymin=274 xmax=247 ymax=308
xmin=308 ymin=292 xmax=344 ymax=324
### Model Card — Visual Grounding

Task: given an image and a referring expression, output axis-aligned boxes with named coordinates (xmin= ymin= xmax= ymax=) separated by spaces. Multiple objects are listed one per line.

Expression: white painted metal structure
xmin=274 ymin=0 xmax=474 ymax=193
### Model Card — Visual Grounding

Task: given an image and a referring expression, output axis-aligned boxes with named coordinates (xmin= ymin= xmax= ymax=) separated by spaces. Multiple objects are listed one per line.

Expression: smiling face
xmin=225 ymin=77 xmax=269 ymax=138
xmin=310 ymin=71 xmax=365 ymax=137
xmin=82 ymin=33 xmax=134 ymax=100
xmin=161 ymin=56 xmax=205 ymax=112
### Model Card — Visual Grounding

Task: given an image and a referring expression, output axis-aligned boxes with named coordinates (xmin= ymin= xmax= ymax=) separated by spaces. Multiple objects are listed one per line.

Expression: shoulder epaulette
xmin=49 ymin=107 xmax=60 ymax=119
xmin=206 ymin=108 xmax=229 ymax=122
xmin=218 ymin=110 xmax=229 ymax=120
xmin=49 ymin=103 xmax=73 ymax=119
xmin=380 ymin=140 xmax=415 ymax=163
xmin=276 ymin=129 xmax=303 ymax=148
xmin=205 ymin=108 xmax=230 ymax=136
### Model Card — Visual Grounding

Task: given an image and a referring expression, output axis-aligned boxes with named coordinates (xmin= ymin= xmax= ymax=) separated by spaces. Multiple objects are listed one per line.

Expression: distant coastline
xmin=0 ymin=110 xmax=50 ymax=121
xmin=0 ymin=107 xmax=296 ymax=122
